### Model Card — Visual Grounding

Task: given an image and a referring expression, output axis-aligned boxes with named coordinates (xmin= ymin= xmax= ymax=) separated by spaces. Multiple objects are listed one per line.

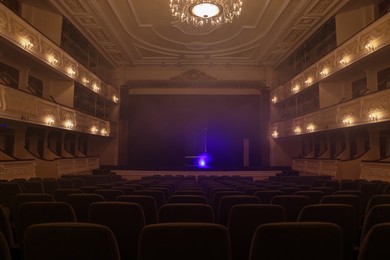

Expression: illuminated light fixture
xmin=47 ymin=55 xmax=58 ymax=65
xmin=271 ymin=96 xmax=278 ymax=104
xmin=339 ymin=57 xmax=350 ymax=66
xmin=271 ymin=130 xmax=279 ymax=138
xmin=67 ymin=67 xmax=76 ymax=77
xmin=100 ymin=128 xmax=108 ymax=136
xmin=365 ymin=41 xmax=376 ymax=52
xmin=90 ymin=126 xmax=99 ymax=134
xmin=21 ymin=38 xmax=33 ymax=50
xmin=320 ymin=68 xmax=329 ymax=77
xmin=83 ymin=78 xmax=90 ymax=85
xmin=292 ymin=84 xmax=300 ymax=93
xmin=306 ymin=124 xmax=315 ymax=132
xmin=294 ymin=127 xmax=302 ymax=135
xmin=112 ymin=95 xmax=119 ymax=103
xmin=92 ymin=83 xmax=100 ymax=92
xmin=342 ymin=116 xmax=353 ymax=126
xmin=369 ymin=112 xmax=381 ymax=121
xmin=170 ymin=0 xmax=243 ymax=27
xmin=304 ymin=77 xmax=313 ymax=86
xmin=64 ymin=120 xmax=74 ymax=129
xmin=45 ymin=116 xmax=55 ymax=126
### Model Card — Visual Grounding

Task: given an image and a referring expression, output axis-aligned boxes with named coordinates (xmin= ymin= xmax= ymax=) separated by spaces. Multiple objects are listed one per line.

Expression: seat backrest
xmin=271 ymin=195 xmax=311 ymax=221
xmin=65 ymin=193 xmax=105 ymax=222
xmin=88 ymin=202 xmax=145 ymax=260
xmin=0 ymin=232 xmax=11 ymax=260
xmin=134 ymin=190 xmax=165 ymax=209
xmin=228 ymin=204 xmax=285 ymax=260
xmin=13 ymin=193 xmax=54 ymax=220
xmin=94 ymin=189 xmax=125 ymax=201
xmin=138 ymin=223 xmax=231 ymax=260
xmin=23 ymin=222 xmax=120 ymax=260
xmin=53 ymin=189 xmax=83 ymax=202
xmin=116 ymin=195 xmax=158 ymax=224
xmin=365 ymin=194 xmax=390 ymax=215
xmin=23 ymin=182 xmax=44 ymax=193
xmin=0 ymin=204 xmax=13 ymax=248
xmin=16 ymin=201 xmax=76 ymax=247
xmin=158 ymin=203 xmax=214 ymax=223
xmin=253 ymin=190 xmax=284 ymax=204
xmin=57 ymin=178 xmax=75 ymax=189
xmin=167 ymin=195 xmax=208 ymax=204
xmin=174 ymin=190 xmax=204 ymax=196
xmin=217 ymin=195 xmax=260 ymax=225
xmin=321 ymin=194 xmax=362 ymax=226
xmin=358 ymin=223 xmax=390 ymax=260
xmin=211 ymin=191 xmax=244 ymax=214
xmin=298 ymin=203 xmax=356 ymax=260
xmin=42 ymin=180 xmax=60 ymax=195
xmin=294 ymin=190 xmax=325 ymax=204
xmin=249 ymin=222 xmax=343 ymax=260
xmin=0 ymin=183 xmax=23 ymax=214
xmin=361 ymin=204 xmax=390 ymax=243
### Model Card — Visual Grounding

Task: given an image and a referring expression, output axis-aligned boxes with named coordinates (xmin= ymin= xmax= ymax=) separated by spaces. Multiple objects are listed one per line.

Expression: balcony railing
xmin=271 ymin=12 xmax=390 ymax=104
xmin=0 ymin=3 xmax=119 ymax=104
xmin=272 ymin=87 xmax=390 ymax=138
xmin=0 ymin=84 xmax=113 ymax=137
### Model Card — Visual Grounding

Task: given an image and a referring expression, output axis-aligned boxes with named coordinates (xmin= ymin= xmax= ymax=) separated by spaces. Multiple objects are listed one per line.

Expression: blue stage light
xmin=197 ymin=153 xmax=211 ymax=168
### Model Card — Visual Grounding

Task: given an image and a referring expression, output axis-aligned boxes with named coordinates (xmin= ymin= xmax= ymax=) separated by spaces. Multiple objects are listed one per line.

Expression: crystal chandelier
xmin=170 ymin=0 xmax=243 ymax=27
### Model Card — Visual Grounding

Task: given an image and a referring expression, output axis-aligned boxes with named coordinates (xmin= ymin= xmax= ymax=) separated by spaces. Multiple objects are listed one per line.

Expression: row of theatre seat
xmin=1 ymin=173 xmax=390 ymax=259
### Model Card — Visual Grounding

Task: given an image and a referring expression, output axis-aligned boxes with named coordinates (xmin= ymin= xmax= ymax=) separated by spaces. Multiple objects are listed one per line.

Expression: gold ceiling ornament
xmin=170 ymin=0 xmax=243 ymax=27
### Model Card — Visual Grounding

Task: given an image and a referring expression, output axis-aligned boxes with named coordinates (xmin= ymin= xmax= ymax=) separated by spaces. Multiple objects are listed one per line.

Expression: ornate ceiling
xmin=46 ymin=0 xmax=351 ymax=69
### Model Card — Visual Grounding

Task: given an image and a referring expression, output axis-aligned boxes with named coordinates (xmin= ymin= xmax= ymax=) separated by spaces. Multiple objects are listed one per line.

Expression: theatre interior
xmin=0 ymin=0 xmax=390 ymax=259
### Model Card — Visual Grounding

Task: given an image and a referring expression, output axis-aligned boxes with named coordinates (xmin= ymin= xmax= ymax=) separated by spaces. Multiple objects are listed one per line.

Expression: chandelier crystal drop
xmin=170 ymin=0 xmax=243 ymax=27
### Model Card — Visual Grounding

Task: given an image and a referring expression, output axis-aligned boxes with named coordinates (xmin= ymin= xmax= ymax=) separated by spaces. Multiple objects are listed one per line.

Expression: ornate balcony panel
xmin=293 ymin=159 xmax=339 ymax=177
xmin=272 ymin=13 xmax=390 ymax=104
xmin=361 ymin=91 xmax=390 ymax=123
xmin=0 ymin=84 xmax=112 ymax=136
xmin=0 ymin=160 xmax=36 ymax=180
xmin=361 ymin=162 xmax=390 ymax=181
xmin=1 ymin=87 xmax=38 ymax=119
xmin=0 ymin=4 xmax=118 ymax=104
xmin=336 ymin=100 xmax=361 ymax=126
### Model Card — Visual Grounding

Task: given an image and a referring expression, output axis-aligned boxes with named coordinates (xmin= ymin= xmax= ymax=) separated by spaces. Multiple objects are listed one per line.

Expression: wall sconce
xmin=45 ymin=116 xmax=55 ymax=126
xmin=90 ymin=126 xmax=99 ymax=134
xmin=100 ymin=128 xmax=108 ymax=136
xmin=339 ymin=57 xmax=350 ymax=66
xmin=271 ymin=130 xmax=279 ymax=138
xmin=271 ymin=96 xmax=278 ymax=104
xmin=365 ymin=40 xmax=377 ymax=52
xmin=47 ymin=55 xmax=58 ymax=65
xmin=21 ymin=38 xmax=33 ymax=50
xmin=112 ymin=95 xmax=119 ymax=103
xmin=292 ymin=84 xmax=300 ymax=93
xmin=369 ymin=112 xmax=380 ymax=121
xmin=92 ymin=83 xmax=100 ymax=92
xmin=342 ymin=116 xmax=353 ymax=126
xmin=64 ymin=120 xmax=74 ymax=129
xmin=67 ymin=67 xmax=76 ymax=77
xmin=320 ymin=68 xmax=329 ymax=77
xmin=306 ymin=124 xmax=315 ymax=132
xmin=294 ymin=127 xmax=302 ymax=135
xmin=304 ymin=77 xmax=313 ymax=86
xmin=83 ymin=78 xmax=90 ymax=85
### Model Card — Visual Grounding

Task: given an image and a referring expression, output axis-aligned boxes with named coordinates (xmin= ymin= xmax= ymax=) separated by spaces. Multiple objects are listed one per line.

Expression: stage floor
xmin=113 ymin=169 xmax=282 ymax=181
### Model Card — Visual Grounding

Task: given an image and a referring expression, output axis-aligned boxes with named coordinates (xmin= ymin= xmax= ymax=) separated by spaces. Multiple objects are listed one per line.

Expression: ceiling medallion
xmin=170 ymin=0 xmax=243 ymax=27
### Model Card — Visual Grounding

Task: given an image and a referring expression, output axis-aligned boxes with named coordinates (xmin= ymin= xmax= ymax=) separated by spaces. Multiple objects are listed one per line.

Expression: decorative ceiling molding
xmin=171 ymin=70 xmax=217 ymax=81
xmin=47 ymin=0 xmax=350 ymax=68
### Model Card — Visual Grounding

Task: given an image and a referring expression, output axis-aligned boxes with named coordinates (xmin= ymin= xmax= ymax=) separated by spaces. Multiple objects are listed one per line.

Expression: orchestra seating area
xmin=1 ymin=172 xmax=390 ymax=259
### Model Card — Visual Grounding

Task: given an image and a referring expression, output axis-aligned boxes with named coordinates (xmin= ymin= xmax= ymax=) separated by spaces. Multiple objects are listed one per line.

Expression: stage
xmin=113 ymin=169 xmax=282 ymax=181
